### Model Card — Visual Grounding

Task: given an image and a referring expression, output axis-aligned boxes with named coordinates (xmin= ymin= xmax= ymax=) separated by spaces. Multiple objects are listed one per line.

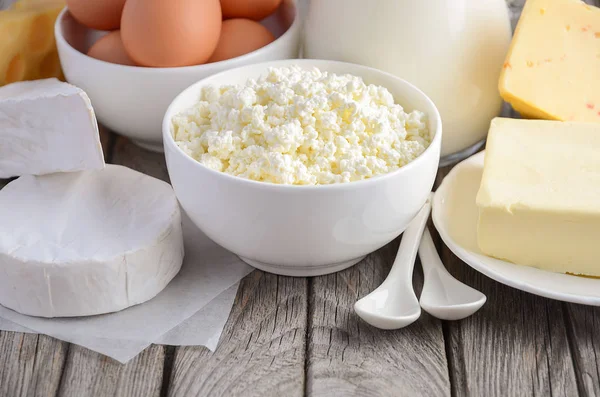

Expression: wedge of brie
xmin=0 ymin=165 xmax=184 ymax=317
xmin=0 ymin=78 xmax=104 ymax=178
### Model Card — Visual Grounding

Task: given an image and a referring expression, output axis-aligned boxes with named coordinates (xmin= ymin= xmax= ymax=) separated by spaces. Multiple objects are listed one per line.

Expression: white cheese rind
xmin=0 ymin=78 xmax=105 ymax=178
xmin=0 ymin=164 xmax=184 ymax=318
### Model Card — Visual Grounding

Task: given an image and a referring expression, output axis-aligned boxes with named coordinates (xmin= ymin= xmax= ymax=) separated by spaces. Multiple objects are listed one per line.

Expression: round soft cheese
xmin=0 ymin=164 xmax=184 ymax=318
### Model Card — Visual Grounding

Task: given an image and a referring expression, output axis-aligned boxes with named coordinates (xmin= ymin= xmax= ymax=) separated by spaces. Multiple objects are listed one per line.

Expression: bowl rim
xmin=53 ymin=0 xmax=302 ymax=72
xmin=162 ymin=59 xmax=443 ymax=191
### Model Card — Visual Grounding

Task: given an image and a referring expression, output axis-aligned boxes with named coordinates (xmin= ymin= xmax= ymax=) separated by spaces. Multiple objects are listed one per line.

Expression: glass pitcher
xmin=303 ymin=0 xmax=512 ymax=165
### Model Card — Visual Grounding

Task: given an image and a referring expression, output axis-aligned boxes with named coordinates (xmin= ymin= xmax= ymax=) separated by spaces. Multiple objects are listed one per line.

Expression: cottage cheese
xmin=172 ymin=66 xmax=431 ymax=185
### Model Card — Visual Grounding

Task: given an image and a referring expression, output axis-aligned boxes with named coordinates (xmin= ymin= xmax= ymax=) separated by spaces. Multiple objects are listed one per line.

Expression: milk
xmin=303 ymin=0 xmax=512 ymax=162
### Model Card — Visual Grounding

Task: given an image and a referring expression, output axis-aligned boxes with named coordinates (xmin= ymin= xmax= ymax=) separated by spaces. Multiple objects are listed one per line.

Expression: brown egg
xmin=208 ymin=19 xmax=274 ymax=63
xmin=121 ymin=0 xmax=222 ymax=68
xmin=87 ymin=31 xmax=137 ymax=66
xmin=221 ymin=0 xmax=282 ymax=21
xmin=66 ymin=0 xmax=126 ymax=31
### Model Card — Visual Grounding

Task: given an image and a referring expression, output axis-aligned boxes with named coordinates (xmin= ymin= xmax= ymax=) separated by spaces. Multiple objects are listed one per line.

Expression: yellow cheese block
xmin=476 ymin=118 xmax=600 ymax=276
xmin=499 ymin=0 xmax=600 ymax=122
xmin=0 ymin=0 xmax=65 ymax=87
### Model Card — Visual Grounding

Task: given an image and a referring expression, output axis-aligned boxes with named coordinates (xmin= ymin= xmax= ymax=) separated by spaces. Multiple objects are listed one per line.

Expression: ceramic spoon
xmin=353 ymin=196 xmax=431 ymax=330
xmin=418 ymin=227 xmax=486 ymax=320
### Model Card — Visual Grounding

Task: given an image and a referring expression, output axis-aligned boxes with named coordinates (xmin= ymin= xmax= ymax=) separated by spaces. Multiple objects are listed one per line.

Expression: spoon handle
xmin=386 ymin=197 xmax=432 ymax=282
xmin=419 ymin=227 xmax=451 ymax=275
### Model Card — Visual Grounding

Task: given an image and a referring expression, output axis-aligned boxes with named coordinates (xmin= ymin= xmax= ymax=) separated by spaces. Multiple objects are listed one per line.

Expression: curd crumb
xmin=172 ymin=66 xmax=431 ymax=185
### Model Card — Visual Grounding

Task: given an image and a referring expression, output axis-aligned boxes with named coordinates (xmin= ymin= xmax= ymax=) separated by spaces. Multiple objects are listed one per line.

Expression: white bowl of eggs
xmin=163 ymin=59 xmax=442 ymax=276
xmin=55 ymin=0 xmax=301 ymax=152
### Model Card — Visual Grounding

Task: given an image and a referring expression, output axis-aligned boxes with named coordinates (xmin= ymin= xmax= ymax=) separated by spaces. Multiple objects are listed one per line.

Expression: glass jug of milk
xmin=303 ymin=0 xmax=512 ymax=165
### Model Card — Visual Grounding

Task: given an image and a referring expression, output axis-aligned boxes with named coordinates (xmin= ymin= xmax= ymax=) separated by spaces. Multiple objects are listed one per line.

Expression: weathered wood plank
xmin=0 ymin=334 xmax=41 ymax=395
xmin=440 ymin=249 xmax=579 ymax=397
xmin=306 ymin=243 xmax=451 ymax=397
xmin=57 ymin=344 xmax=164 ymax=397
xmin=0 ymin=333 xmax=69 ymax=397
xmin=98 ymin=125 xmax=115 ymax=161
xmin=110 ymin=137 xmax=170 ymax=182
xmin=564 ymin=304 xmax=600 ymax=396
xmin=169 ymin=272 xmax=307 ymax=397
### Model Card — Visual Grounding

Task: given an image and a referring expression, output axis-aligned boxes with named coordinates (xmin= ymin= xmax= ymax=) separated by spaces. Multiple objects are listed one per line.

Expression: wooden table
xmin=2 ymin=1 xmax=600 ymax=395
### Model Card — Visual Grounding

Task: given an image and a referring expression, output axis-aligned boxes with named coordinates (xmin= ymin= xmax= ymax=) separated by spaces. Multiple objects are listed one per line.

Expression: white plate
xmin=432 ymin=151 xmax=600 ymax=306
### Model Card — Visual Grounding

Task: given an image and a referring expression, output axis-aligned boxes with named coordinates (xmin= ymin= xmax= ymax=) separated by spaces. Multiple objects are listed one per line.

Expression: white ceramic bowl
xmin=54 ymin=0 xmax=301 ymax=152
xmin=163 ymin=59 xmax=442 ymax=276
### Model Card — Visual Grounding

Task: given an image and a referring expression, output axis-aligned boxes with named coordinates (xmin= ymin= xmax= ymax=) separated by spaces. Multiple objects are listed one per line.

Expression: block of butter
xmin=0 ymin=0 xmax=65 ymax=87
xmin=499 ymin=0 xmax=600 ymax=122
xmin=476 ymin=118 xmax=600 ymax=276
